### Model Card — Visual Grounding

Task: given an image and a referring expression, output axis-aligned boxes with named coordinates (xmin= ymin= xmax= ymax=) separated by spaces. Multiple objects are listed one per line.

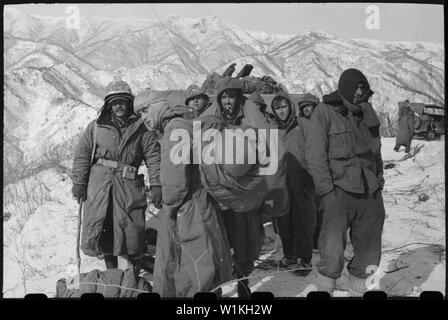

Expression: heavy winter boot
xmin=295 ymin=258 xmax=313 ymax=277
xmin=134 ymin=253 xmax=155 ymax=274
xmin=348 ymin=274 xmax=368 ymax=297
xmin=104 ymin=255 xmax=118 ymax=269
xmin=278 ymin=256 xmax=298 ymax=269
xmin=237 ymin=279 xmax=251 ymax=298
xmin=315 ymin=272 xmax=336 ymax=296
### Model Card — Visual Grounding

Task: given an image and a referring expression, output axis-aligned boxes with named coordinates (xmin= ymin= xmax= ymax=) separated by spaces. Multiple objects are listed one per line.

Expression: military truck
xmin=399 ymin=102 xmax=445 ymax=141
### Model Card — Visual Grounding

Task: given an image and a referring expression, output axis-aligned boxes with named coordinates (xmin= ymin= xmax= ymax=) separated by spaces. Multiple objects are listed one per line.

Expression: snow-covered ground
xmin=243 ymin=137 xmax=446 ymax=297
xmin=2 ymin=137 xmax=445 ymax=297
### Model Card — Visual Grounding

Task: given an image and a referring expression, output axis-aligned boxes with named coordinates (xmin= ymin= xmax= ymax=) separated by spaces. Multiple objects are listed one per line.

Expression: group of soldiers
xmin=71 ymin=67 xmax=386 ymax=298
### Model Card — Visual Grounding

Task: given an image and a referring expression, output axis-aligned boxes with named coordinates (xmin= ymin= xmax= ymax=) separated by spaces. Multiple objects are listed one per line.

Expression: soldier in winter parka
xmin=270 ymin=91 xmax=316 ymax=275
xmin=184 ymin=85 xmax=212 ymax=117
xmin=306 ymin=69 xmax=385 ymax=296
xmin=71 ymin=80 xmax=162 ymax=270
xmin=394 ymin=99 xmax=415 ymax=153
xmin=296 ymin=93 xmax=322 ymax=251
xmin=202 ymin=83 xmax=274 ymax=297
xmin=135 ymin=89 xmax=233 ymax=298
xmin=297 ymin=93 xmax=320 ymax=149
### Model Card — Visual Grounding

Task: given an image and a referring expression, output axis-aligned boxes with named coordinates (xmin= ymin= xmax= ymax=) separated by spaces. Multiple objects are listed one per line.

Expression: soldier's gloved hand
xmin=150 ymin=186 xmax=162 ymax=209
xmin=72 ymin=184 xmax=87 ymax=204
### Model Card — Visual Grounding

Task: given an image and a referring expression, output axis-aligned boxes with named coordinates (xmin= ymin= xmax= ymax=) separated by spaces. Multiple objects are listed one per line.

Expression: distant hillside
xmin=3 ymin=7 xmax=445 ymax=165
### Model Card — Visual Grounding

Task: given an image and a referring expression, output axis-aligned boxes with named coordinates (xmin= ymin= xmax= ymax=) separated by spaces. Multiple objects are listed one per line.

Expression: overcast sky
xmin=8 ymin=3 xmax=444 ymax=44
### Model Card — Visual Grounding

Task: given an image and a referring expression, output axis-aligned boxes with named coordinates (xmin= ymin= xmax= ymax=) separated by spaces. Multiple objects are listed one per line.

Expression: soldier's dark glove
xmin=150 ymin=186 xmax=162 ymax=209
xmin=72 ymin=184 xmax=87 ymax=204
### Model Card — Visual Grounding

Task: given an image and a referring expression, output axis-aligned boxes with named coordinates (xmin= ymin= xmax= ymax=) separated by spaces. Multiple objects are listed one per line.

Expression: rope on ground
xmin=387 ymin=274 xmax=406 ymax=293
xmin=382 ymin=242 xmax=444 ymax=254
xmin=383 ymin=265 xmax=410 ymax=274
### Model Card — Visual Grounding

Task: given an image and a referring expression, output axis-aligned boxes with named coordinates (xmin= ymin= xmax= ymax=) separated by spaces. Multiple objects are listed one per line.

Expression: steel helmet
xmin=104 ymin=80 xmax=134 ymax=105
xmin=185 ymin=85 xmax=208 ymax=105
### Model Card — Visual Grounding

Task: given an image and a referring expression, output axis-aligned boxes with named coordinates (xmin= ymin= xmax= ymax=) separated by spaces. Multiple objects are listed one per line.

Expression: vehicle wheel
xmin=425 ymin=130 xmax=436 ymax=141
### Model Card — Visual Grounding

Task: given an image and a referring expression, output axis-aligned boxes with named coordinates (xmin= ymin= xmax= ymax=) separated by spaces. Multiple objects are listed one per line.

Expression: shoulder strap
xmin=89 ymin=121 xmax=97 ymax=167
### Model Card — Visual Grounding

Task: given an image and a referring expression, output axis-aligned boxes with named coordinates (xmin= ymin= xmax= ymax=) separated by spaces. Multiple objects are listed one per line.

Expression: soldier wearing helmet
xmin=71 ymin=80 xmax=162 ymax=271
xmin=184 ymin=85 xmax=211 ymax=117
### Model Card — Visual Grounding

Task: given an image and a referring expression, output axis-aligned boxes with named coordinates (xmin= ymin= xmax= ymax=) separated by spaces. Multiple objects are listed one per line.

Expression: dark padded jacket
xmin=306 ymin=102 xmax=384 ymax=196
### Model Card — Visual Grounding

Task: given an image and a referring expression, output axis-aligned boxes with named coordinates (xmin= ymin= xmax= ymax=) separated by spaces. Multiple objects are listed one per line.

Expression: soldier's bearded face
xmin=221 ymin=91 xmax=238 ymax=119
xmin=111 ymin=100 xmax=131 ymax=119
xmin=274 ymin=99 xmax=290 ymax=121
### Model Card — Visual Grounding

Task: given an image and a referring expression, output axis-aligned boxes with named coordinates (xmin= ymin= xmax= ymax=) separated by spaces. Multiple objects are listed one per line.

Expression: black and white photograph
xmin=3 ymin=3 xmax=445 ymax=299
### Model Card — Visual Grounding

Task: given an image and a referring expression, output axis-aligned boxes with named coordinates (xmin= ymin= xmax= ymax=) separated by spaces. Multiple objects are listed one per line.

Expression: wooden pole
xmin=75 ymin=201 xmax=83 ymax=289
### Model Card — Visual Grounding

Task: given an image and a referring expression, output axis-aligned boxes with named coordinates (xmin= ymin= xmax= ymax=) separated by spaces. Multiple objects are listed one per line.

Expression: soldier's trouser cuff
xmin=349 ymin=273 xmax=368 ymax=296
xmin=233 ymin=261 xmax=254 ymax=278
xmin=316 ymin=272 xmax=336 ymax=295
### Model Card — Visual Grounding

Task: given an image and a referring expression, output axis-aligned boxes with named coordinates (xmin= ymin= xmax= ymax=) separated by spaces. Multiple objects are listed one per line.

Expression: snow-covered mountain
xmin=3 ymin=7 xmax=445 ymax=165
